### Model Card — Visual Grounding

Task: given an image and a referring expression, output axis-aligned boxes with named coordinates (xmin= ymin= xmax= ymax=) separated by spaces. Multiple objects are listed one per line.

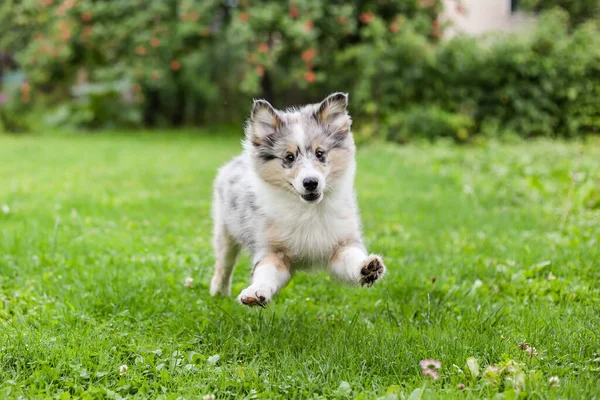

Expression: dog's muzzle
xmin=301 ymin=192 xmax=321 ymax=202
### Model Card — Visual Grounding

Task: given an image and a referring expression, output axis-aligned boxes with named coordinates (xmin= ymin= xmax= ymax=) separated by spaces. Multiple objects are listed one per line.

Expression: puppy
xmin=209 ymin=92 xmax=386 ymax=307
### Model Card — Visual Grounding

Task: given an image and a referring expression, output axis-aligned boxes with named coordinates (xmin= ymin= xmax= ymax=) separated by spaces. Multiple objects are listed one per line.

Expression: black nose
xmin=302 ymin=178 xmax=318 ymax=191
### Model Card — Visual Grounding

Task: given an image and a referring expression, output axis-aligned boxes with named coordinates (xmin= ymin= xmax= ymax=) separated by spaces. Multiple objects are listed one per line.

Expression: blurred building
xmin=442 ymin=0 xmax=536 ymax=38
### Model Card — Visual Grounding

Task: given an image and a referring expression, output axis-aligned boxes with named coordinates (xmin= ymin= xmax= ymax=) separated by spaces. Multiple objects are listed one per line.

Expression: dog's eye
xmin=315 ymin=150 xmax=325 ymax=159
xmin=285 ymin=153 xmax=295 ymax=163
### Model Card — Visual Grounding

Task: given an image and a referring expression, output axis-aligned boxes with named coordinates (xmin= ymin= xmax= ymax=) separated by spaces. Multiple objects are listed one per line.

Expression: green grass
xmin=1 ymin=132 xmax=599 ymax=399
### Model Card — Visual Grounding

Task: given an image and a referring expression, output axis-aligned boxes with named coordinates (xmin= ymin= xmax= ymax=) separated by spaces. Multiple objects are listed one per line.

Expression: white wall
xmin=442 ymin=0 xmax=536 ymax=38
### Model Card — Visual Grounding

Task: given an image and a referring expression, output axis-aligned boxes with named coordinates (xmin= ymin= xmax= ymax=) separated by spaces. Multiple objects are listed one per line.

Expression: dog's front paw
xmin=237 ymin=285 xmax=272 ymax=308
xmin=360 ymin=255 xmax=386 ymax=287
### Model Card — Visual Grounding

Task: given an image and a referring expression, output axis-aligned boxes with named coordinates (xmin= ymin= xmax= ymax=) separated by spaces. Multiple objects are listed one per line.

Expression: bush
xmin=386 ymin=106 xmax=475 ymax=144
xmin=0 ymin=0 xmax=442 ymax=130
xmin=0 ymin=2 xmax=598 ymax=141
xmin=517 ymin=0 xmax=600 ymax=26
xmin=349 ymin=9 xmax=600 ymax=140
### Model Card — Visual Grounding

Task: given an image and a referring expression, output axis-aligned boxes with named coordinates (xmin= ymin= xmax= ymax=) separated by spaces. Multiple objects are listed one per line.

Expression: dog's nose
xmin=302 ymin=177 xmax=318 ymax=191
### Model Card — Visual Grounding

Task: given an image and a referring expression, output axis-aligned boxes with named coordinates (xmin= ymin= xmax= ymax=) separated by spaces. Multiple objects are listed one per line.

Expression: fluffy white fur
xmin=209 ymin=93 xmax=386 ymax=307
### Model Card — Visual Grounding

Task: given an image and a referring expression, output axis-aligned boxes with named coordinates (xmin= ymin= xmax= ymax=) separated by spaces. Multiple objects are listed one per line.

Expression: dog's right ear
xmin=247 ymin=99 xmax=281 ymax=145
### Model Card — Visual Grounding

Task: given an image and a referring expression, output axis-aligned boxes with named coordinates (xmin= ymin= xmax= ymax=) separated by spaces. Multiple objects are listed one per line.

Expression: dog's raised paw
xmin=360 ymin=255 xmax=386 ymax=287
xmin=237 ymin=286 xmax=271 ymax=308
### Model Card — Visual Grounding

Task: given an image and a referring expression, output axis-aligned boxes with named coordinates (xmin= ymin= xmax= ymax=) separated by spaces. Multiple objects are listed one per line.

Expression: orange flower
xmin=135 ymin=46 xmax=147 ymax=56
xmin=239 ymin=12 xmax=249 ymax=22
xmin=301 ymin=48 xmax=317 ymax=62
xmin=289 ymin=5 xmax=299 ymax=18
xmin=81 ymin=12 xmax=92 ymax=22
xmin=303 ymin=20 xmax=314 ymax=32
xmin=170 ymin=60 xmax=181 ymax=71
xmin=255 ymin=65 xmax=265 ymax=76
xmin=304 ymin=71 xmax=316 ymax=83
xmin=21 ymin=82 xmax=31 ymax=94
xmin=151 ymin=37 xmax=161 ymax=47
xmin=257 ymin=42 xmax=269 ymax=53
xmin=61 ymin=30 xmax=72 ymax=40
xmin=360 ymin=12 xmax=375 ymax=24
xmin=389 ymin=21 xmax=400 ymax=33
xmin=151 ymin=71 xmax=161 ymax=81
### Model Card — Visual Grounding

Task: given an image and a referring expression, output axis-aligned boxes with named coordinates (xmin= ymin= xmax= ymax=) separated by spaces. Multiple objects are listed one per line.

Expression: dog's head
xmin=244 ymin=93 xmax=355 ymax=204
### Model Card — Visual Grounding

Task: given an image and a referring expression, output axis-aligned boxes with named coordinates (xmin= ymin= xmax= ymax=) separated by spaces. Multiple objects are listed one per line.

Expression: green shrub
xmin=0 ymin=0 xmax=442 ymax=130
xmin=0 ymin=2 xmax=598 ymax=140
xmin=517 ymin=0 xmax=600 ymax=26
xmin=385 ymin=106 xmax=474 ymax=144
xmin=349 ymin=9 xmax=600 ymax=140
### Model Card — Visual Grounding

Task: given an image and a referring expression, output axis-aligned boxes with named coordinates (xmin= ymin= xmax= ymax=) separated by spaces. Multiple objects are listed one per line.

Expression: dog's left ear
xmin=316 ymin=92 xmax=351 ymax=132
xmin=247 ymin=99 xmax=282 ymax=145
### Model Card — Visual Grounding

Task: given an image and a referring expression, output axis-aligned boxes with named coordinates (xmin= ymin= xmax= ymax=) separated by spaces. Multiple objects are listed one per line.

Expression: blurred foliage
xmin=0 ymin=1 xmax=599 ymax=141
xmin=354 ymin=10 xmax=600 ymax=143
xmin=0 ymin=0 xmax=442 ymax=131
xmin=517 ymin=0 xmax=600 ymax=26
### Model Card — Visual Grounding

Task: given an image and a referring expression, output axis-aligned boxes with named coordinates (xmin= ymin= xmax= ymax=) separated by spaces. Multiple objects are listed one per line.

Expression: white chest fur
xmin=256 ymin=183 xmax=358 ymax=267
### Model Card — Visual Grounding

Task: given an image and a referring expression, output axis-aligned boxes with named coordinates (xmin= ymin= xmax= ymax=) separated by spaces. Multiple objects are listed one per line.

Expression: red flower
xmin=301 ymin=48 xmax=317 ymax=63
xmin=151 ymin=37 xmax=161 ymax=47
xmin=360 ymin=12 xmax=375 ymax=24
xmin=303 ymin=20 xmax=314 ymax=32
xmin=239 ymin=12 xmax=249 ymax=22
xmin=456 ymin=4 xmax=466 ymax=15
xmin=170 ymin=60 xmax=181 ymax=71
xmin=289 ymin=5 xmax=300 ymax=18
xmin=389 ymin=21 xmax=400 ymax=33
xmin=304 ymin=71 xmax=316 ymax=83
xmin=135 ymin=46 xmax=147 ymax=56
xmin=258 ymin=42 xmax=269 ymax=53
xmin=81 ymin=12 xmax=92 ymax=22
xmin=255 ymin=65 xmax=265 ymax=76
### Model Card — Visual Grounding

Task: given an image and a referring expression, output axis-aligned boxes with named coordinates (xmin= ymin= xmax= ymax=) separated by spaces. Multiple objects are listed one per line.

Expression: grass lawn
xmin=1 ymin=131 xmax=599 ymax=399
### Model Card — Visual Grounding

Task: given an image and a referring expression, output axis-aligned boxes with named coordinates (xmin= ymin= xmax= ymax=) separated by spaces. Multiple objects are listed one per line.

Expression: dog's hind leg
xmin=210 ymin=224 xmax=241 ymax=297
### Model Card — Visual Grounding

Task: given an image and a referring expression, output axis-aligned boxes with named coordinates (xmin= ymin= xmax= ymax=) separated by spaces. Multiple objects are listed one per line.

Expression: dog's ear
xmin=315 ymin=92 xmax=351 ymax=132
xmin=247 ymin=99 xmax=281 ymax=144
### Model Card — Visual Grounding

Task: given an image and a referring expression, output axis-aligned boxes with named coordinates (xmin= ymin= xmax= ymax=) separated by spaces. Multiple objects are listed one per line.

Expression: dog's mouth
xmin=300 ymin=192 xmax=322 ymax=203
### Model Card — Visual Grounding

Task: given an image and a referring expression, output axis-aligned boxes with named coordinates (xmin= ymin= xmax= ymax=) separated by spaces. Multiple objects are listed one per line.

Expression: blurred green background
xmin=1 ymin=0 xmax=599 ymax=141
